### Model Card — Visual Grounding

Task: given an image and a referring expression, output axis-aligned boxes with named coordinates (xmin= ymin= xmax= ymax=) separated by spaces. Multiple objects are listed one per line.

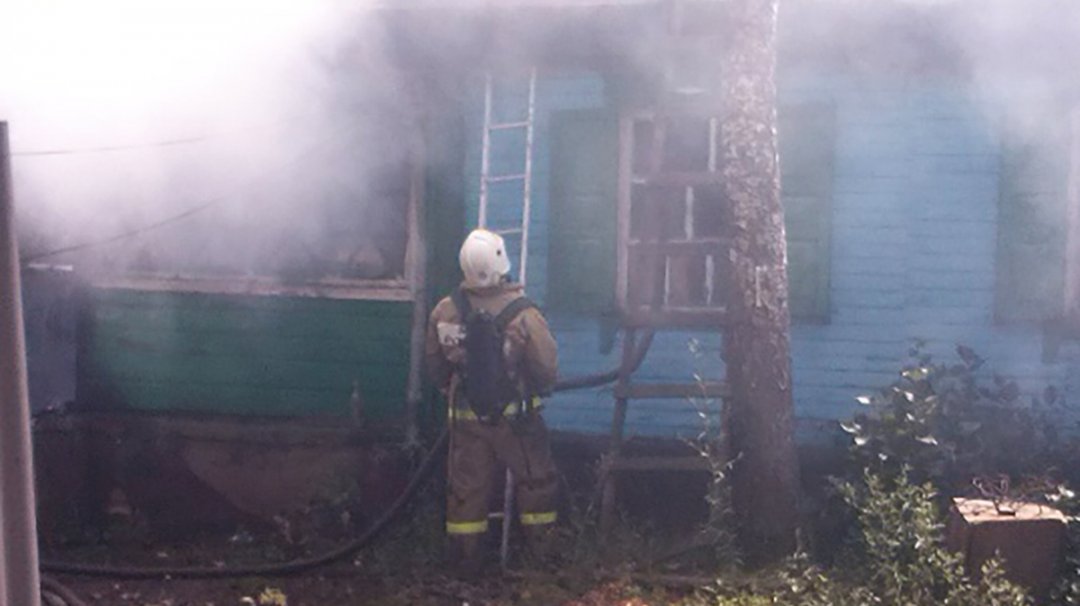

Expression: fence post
xmin=0 ymin=121 xmax=42 ymax=606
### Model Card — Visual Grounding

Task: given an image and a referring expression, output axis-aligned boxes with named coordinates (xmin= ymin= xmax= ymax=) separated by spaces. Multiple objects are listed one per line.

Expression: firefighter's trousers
xmin=446 ymin=405 xmax=558 ymax=541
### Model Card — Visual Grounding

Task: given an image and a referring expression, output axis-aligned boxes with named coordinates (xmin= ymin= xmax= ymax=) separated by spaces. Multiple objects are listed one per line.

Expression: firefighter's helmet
xmin=459 ymin=229 xmax=511 ymax=288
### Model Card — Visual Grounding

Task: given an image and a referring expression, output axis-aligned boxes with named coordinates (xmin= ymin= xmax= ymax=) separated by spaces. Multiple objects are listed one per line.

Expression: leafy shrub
xmin=841 ymin=343 xmax=1072 ymax=491
xmin=836 ymin=468 xmax=1028 ymax=605
xmin=685 ymin=468 xmax=1028 ymax=605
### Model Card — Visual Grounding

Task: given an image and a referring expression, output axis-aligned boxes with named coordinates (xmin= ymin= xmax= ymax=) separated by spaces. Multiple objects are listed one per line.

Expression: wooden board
xmin=78 ymin=288 xmax=412 ymax=419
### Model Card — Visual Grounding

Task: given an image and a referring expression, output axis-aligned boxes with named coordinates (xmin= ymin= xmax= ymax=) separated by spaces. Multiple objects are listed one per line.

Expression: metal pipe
xmin=0 ymin=121 xmax=43 ymax=606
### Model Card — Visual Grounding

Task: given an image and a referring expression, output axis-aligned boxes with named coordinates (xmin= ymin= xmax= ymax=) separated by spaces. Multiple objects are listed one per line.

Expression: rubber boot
xmin=448 ymin=534 xmax=484 ymax=582
xmin=521 ymin=524 xmax=558 ymax=569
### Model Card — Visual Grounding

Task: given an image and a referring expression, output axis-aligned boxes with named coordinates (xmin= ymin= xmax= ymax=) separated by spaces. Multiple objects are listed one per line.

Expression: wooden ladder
xmin=598 ymin=0 xmax=730 ymax=535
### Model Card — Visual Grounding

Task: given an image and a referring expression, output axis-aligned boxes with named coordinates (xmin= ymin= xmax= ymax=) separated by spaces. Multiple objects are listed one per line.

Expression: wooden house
xmin=37 ymin=0 xmax=1080 ymax=446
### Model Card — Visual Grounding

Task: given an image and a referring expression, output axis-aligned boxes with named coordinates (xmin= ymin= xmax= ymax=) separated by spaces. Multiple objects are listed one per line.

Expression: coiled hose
xmin=39 ymin=330 xmax=654 ymax=580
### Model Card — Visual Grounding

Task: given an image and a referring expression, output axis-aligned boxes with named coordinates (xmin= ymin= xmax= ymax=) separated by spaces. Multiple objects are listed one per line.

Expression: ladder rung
xmin=626 ymin=239 xmax=731 ymax=254
xmin=489 ymin=121 xmax=530 ymax=131
xmin=492 ymin=228 xmax=524 ymax=236
xmin=607 ymin=455 xmax=710 ymax=472
xmin=636 ymin=171 xmax=723 ymax=187
xmin=485 ymin=173 xmax=527 ymax=183
xmin=621 ymin=308 xmax=729 ymax=329
xmin=615 ymin=382 xmax=729 ymax=400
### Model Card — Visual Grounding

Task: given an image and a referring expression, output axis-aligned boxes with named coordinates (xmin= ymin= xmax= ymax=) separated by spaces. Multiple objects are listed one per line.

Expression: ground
xmin=54 ymin=573 xmax=675 ymax=606
xmin=42 ymin=485 xmax=706 ymax=606
xmin=39 ymin=434 xmax=728 ymax=606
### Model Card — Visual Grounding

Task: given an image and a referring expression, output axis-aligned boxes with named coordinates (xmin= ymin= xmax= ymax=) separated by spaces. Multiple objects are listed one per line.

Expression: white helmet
xmin=459 ymin=229 xmax=511 ymax=288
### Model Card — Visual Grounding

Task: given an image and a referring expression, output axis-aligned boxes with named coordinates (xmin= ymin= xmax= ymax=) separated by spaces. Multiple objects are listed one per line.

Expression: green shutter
xmin=996 ymin=123 xmax=1069 ymax=323
xmin=780 ymin=103 xmax=835 ymax=323
xmin=548 ymin=110 xmax=619 ymax=313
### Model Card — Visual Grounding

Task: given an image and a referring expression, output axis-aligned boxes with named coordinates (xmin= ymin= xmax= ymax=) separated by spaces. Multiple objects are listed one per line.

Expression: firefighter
xmin=425 ymin=228 xmax=559 ymax=577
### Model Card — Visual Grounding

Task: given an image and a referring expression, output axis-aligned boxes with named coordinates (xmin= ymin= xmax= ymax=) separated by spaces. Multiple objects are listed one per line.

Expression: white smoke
xmin=1 ymin=0 xmax=413 ymax=279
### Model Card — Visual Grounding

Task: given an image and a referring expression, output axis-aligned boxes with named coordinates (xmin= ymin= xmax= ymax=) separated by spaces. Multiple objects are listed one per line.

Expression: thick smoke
xmin=3 ymin=0 xmax=1078 ymax=285
xmin=1 ymin=0 xmax=413 ymax=280
xmin=782 ymin=0 xmax=1080 ymax=124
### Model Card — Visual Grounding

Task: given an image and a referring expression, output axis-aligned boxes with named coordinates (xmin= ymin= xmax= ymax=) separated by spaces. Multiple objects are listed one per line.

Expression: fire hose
xmin=40 ymin=575 xmax=88 ymax=606
xmin=38 ymin=331 xmax=654 ymax=580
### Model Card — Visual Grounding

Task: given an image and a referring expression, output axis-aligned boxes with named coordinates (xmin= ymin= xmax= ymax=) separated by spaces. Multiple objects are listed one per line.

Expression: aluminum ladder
xmin=478 ymin=67 xmax=538 ymax=285
xmin=475 ymin=67 xmax=538 ymax=569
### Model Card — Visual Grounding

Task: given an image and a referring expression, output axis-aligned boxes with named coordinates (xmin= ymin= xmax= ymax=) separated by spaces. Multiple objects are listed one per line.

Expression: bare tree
xmin=719 ymin=0 xmax=801 ymax=564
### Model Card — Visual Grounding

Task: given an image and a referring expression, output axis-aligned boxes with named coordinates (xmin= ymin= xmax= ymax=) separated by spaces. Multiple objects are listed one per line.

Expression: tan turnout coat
xmin=425 ymin=281 xmax=558 ymax=401
xmin=425 ymin=280 xmax=561 ymax=540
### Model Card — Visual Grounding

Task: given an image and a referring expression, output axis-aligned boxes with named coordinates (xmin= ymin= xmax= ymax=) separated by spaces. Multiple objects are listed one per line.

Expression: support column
xmin=404 ymin=122 xmax=428 ymax=447
xmin=0 ymin=121 xmax=42 ymax=606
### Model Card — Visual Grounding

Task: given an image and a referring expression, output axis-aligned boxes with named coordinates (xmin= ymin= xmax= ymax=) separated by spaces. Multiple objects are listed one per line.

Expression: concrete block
xmin=946 ymin=497 xmax=1067 ymax=600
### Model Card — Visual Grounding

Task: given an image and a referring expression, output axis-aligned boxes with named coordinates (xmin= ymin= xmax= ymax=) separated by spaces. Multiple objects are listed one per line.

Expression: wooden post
xmin=404 ymin=128 xmax=428 ymax=447
xmin=718 ymin=0 xmax=801 ymax=563
xmin=0 ymin=122 xmax=43 ymax=606
xmin=599 ymin=328 xmax=637 ymax=535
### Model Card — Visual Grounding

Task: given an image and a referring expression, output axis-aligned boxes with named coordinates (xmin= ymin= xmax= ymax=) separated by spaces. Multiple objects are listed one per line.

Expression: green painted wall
xmin=78 ymin=288 xmax=412 ymax=419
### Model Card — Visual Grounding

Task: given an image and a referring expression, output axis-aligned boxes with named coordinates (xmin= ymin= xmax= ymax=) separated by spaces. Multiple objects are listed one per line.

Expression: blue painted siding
xmin=461 ymin=70 xmax=726 ymax=438
xmin=463 ymin=71 xmax=608 ymax=306
xmin=459 ymin=69 xmax=1080 ymax=439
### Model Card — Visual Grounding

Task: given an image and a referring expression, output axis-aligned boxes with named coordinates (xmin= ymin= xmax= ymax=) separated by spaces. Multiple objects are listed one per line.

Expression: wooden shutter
xmin=780 ymin=103 xmax=835 ymax=323
xmin=996 ymin=120 xmax=1069 ymax=323
xmin=548 ymin=110 xmax=619 ymax=313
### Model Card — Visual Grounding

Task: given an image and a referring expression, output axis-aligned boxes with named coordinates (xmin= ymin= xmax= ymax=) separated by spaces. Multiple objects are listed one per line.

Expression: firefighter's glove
xmin=437 ymin=321 xmax=467 ymax=366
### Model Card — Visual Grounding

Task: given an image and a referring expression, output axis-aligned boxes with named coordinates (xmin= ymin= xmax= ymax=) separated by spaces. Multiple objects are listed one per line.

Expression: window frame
xmin=615 ymin=109 xmax=728 ymax=316
xmin=81 ymin=152 xmax=425 ymax=303
xmin=614 ymin=104 xmax=835 ymax=323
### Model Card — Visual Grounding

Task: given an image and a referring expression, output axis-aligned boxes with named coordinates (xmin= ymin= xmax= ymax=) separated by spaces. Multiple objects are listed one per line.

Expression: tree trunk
xmin=718 ymin=0 xmax=801 ymax=564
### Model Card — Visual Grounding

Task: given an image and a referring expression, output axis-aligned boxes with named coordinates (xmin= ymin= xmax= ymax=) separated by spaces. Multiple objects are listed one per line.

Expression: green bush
xmin=834 ymin=343 xmax=1080 ymax=602
xmin=686 ymin=468 xmax=1028 ymax=605
xmin=836 ymin=468 xmax=1028 ymax=605
xmin=839 ymin=343 xmax=1078 ymax=498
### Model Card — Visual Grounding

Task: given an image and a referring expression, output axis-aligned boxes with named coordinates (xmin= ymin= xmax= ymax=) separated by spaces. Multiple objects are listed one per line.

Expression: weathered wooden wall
xmin=77 ymin=289 xmax=412 ymax=419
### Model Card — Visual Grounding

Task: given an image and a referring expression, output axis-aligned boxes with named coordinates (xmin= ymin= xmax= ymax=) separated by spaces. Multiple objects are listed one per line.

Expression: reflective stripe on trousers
xmin=447 ymin=396 xmax=543 ymax=422
xmin=446 ymin=519 xmax=489 ymax=535
xmin=520 ymin=511 xmax=557 ymax=526
xmin=445 ymin=410 xmax=558 ymax=540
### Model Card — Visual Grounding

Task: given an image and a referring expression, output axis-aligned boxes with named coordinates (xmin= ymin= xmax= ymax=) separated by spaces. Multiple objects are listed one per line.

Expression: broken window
xmin=620 ymin=113 xmax=729 ymax=312
xmin=618 ymin=103 xmax=834 ymax=321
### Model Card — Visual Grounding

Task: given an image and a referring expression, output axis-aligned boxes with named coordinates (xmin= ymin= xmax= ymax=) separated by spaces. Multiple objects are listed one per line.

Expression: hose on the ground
xmin=38 ymin=335 xmax=650 ymax=580
xmin=41 ymin=575 xmax=89 ymax=606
